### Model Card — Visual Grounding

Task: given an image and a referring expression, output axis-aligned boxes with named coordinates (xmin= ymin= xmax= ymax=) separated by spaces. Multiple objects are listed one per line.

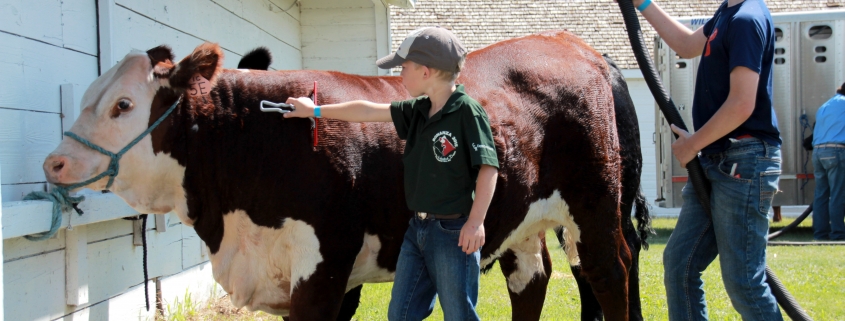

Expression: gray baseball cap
xmin=377 ymin=27 xmax=467 ymax=73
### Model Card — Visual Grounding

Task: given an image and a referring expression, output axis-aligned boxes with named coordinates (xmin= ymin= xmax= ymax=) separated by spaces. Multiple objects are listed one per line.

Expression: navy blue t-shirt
xmin=694 ymin=0 xmax=781 ymax=154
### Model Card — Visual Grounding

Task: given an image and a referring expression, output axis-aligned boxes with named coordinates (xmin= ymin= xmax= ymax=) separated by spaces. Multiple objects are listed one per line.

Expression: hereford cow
xmin=43 ymin=31 xmax=647 ymax=320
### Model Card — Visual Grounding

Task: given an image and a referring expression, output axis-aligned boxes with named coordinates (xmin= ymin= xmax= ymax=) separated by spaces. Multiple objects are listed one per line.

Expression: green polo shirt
xmin=390 ymin=85 xmax=499 ymax=216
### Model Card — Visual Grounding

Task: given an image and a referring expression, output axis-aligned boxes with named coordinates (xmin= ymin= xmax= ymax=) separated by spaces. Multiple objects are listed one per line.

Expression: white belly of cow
xmin=483 ymin=190 xmax=581 ymax=294
xmin=209 ymin=210 xmax=392 ymax=315
xmin=211 ymin=210 xmax=322 ymax=314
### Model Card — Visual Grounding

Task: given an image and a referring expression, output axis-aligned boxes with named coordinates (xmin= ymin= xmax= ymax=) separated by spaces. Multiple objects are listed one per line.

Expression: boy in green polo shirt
xmin=284 ymin=26 xmax=498 ymax=321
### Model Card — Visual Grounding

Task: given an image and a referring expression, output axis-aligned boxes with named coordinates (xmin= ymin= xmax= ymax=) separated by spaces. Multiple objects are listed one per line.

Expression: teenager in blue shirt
xmin=629 ymin=0 xmax=783 ymax=319
xmin=811 ymin=83 xmax=845 ymax=241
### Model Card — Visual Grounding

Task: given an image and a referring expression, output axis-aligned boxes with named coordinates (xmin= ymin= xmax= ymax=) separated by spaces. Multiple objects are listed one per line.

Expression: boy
xmin=627 ymin=0 xmax=783 ymax=319
xmin=284 ymin=27 xmax=498 ymax=321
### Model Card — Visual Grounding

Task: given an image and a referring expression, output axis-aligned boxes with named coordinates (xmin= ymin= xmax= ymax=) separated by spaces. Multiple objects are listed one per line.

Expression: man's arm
xmin=460 ymin=164 xmax=497 ymax=254
xmin=671 ymin=66 xmax=760 ymax=166
xmin=285 ymin=97 xmax=392 ymax=122
xmin=630 ymin=0 xmax=708 ymax=58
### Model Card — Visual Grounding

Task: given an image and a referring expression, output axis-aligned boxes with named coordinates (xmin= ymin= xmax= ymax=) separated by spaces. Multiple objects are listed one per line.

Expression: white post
xmin=61 ymin=84 xmax=77 ymax=133
xmin=372 ymin=0 xmax=390 ymax=76
xmin=155 ymin=214 xmax=167 ymax=233
xmin=65 ymin=225 xmax=89 ymax=307
xmin=97 ymin=0 xmax=116 ymax=73
xmin=0 ymin=163 xmax=6 ymax=319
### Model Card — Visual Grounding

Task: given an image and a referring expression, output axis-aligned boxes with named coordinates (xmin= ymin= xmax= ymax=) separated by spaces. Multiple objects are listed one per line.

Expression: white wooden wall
xmin=0 ymin=0 xmax=304 ymax=203
xmin=0 ymin=0 xmax=315 ymax=319
xmin=100 ymin=0 xmax=303 ymax=72
xmin=621 ymin=73 xmax=659 ymax=206
xmin=0 ymin=163 xmax=5 ymax=319
xmin=0 ymin=0 xmax=99 ymax=203
xmin=301 ymin=0 xmax=393 ymax=76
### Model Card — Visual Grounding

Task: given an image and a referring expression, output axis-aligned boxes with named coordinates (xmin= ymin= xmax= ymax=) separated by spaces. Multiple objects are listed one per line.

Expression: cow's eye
xmin=118 ymin=99 xmax=132 ymax=110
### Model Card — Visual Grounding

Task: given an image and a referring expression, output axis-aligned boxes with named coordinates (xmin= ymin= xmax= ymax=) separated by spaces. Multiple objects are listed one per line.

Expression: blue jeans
xmin=812 ymin=146 xmax=845 ymax=240
xmin=388 ymin=216 xmax=480 ymax=321
xmin=663 ymin=138 xmax=783 ymax=321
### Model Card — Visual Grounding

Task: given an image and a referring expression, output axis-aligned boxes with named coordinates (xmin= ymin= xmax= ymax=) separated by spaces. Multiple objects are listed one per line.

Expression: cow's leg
xmin=621 ymin=211 xmax=643 ymax=321
xmin=569 ymin=264 xmax=603 ymax=321
xmin=284 ymin=285 xmax=361 ymax=321
xmin=287 ymin=261 xmax=355 ymax=320
xmin=560 ymin=224 xmax=641 ymax=321
xmin=574 ymin=202 xmax=632 ymax=321
xmin=499 ymin=231 xmax=552 ymax=321
xmin=335 ymin=285 xmax=362 ymax=321
xmin=555 ymin=226 xmax=603 ymax=321
xmin=558 ymin=203 xmax=645 ymax=321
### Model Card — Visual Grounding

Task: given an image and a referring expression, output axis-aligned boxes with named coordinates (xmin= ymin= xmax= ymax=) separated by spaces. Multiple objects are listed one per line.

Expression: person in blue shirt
xmin=811 ymin=83 xmax=845 ymax=241
xmin=626 ymin=0 xmax=783 ymax=319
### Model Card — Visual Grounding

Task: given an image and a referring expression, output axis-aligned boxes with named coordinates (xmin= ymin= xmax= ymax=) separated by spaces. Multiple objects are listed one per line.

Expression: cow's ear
xmin=147 ymin=45 xmax=175 ymax=79
xmin=169 ymin=42 xmax=224 ymax=89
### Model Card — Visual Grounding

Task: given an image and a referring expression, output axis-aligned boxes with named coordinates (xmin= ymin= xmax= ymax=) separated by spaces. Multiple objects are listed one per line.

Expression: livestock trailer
xmin=654 ymin=9 xmax=845 ymax=208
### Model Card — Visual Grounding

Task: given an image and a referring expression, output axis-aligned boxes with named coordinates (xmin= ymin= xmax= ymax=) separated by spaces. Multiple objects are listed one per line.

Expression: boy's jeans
xmin=388 ymin=216 xmax=480 ymax=321
xmin=812 ymin=146 xmax=845 ymax=240
xmin=663 ymin=138 xmax=783 ymax=321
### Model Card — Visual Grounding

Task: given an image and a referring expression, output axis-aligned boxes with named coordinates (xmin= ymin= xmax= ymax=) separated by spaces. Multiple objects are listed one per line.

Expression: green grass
xmin=353 ymin=217 xmax=844 ymax=320
xmin=179 ymin=217 xmax=844 ymax=320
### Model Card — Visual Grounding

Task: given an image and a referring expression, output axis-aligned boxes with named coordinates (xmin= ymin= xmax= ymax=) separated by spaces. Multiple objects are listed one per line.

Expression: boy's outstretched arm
xmin=460 ymin=164 xmax=498 ymax=254
xmin=285 ymin=97 xmax=392 ymax=122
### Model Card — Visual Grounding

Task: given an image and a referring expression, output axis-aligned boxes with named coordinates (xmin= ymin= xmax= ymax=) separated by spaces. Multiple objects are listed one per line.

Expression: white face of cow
xmin=42 ymin=43 xmax=223 ymax=224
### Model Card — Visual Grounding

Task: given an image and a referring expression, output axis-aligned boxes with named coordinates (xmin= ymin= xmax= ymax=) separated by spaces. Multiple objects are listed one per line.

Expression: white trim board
xmin=2 ymin=191 xmax=142 ymax=240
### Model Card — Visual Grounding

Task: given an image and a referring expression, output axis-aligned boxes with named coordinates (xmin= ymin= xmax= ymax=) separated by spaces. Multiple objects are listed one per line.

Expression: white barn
xmin=390 ymin=0 xmax=845 ymax=215
xmin=0 ymin=0 xmax=411 ymax=319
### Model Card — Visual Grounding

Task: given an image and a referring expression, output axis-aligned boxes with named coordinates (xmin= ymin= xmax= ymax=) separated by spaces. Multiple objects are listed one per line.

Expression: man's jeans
xmin=812 ymin=146 xmax=845 ymax=240
xmin=388 ymin=216 xmax=480 ymax=321
xmin=663 ymin=138 xmax=783 ymax=321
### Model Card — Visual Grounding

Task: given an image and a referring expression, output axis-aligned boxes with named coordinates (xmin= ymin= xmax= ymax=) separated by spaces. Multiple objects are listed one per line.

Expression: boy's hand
xmin=284 ymin=97 xmax=316 ymax=118
xmin=459 ymin=217 xmax=485 ymax=254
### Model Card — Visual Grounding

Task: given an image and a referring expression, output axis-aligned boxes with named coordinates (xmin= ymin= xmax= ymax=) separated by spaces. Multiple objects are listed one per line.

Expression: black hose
xmin=768 ymin=204 xmax=813 ymax=240
xmin=615 ymin=1 xmax=812 ymax=320
xmin=615 ymin=0 xmax=712 ymax=216
xmin=767 ymin=204 xmax=845 ymax=246
xmin=766 ymin=265 xmax=807 ymax=319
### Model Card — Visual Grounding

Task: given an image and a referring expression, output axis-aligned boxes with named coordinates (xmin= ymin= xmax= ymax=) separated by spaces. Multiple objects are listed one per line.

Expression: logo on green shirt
xmin=432 ymin=131 xmax=458 ymax=162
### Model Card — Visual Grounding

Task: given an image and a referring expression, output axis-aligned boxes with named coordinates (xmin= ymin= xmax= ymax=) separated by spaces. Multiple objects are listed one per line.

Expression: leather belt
xmin=415 ymin=212 xmax=463 ymax=220
xmin=815 ymin=143 xmax=845 ymax=148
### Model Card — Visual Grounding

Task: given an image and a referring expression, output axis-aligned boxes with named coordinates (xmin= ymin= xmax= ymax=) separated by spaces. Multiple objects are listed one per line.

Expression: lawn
xmin=168 ymin=217 xmax=845 ymax=320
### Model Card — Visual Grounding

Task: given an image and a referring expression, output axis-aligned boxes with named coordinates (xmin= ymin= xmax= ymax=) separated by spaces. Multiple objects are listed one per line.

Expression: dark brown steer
xmin=43 ymin=31 xmax=644 ymax=320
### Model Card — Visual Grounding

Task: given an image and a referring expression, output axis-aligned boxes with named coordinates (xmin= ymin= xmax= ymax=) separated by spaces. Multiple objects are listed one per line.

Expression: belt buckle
xmin=417 ymin=212 xmax=428 ymax=220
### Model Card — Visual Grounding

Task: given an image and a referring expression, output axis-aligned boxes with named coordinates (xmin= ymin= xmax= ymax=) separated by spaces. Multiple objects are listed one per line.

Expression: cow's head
xmin=42 ymin=43 xmax=224 ymax=221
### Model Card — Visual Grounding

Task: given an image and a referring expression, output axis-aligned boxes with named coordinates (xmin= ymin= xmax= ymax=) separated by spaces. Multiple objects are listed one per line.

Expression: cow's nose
xmin=44 ymin=155 xmax=69 ymax=184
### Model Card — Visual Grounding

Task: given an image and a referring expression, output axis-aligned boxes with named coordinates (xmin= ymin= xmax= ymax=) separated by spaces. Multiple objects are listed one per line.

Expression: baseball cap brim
xmin=376 ymin=52 xmax=405 ymax=70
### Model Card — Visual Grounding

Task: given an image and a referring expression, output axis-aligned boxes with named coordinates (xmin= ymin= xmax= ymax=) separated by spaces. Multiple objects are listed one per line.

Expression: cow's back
xmin=455 ymin=31 xmax=621 ymax=257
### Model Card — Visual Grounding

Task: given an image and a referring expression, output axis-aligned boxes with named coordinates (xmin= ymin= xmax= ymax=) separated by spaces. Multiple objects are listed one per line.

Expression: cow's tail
xmin=634 ymin=187 xmax=653 ymax=250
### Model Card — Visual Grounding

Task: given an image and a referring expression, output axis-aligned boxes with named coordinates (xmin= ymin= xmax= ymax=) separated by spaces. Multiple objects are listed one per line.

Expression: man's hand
xmin=459 ymin=217 xmax=485 ymax=254
xmin=284 ymin=97 xmax=316 ymax=118
xmin=671 ymin=124 xmax=698 ymax=168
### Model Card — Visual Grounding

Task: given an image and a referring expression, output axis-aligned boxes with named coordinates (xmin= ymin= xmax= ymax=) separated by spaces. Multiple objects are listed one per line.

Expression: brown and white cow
xmin=43 ymin=31 xmax=647 ymax=320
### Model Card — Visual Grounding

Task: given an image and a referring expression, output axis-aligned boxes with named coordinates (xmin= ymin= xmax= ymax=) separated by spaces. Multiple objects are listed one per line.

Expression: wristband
xmin=637 ymin=0 xmax=652 ymax=12
xmin=314 ymin=106 xmax=322 ymax=118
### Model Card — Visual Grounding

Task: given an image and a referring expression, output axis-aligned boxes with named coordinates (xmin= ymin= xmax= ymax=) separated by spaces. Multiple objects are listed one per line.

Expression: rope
xmin=123 ymin=214 xmax=150 ymax=311
xmin=22 ymin=98 xmax=181 ymax=241
xmin=22 ymin=188 xmax=84 ymax=241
